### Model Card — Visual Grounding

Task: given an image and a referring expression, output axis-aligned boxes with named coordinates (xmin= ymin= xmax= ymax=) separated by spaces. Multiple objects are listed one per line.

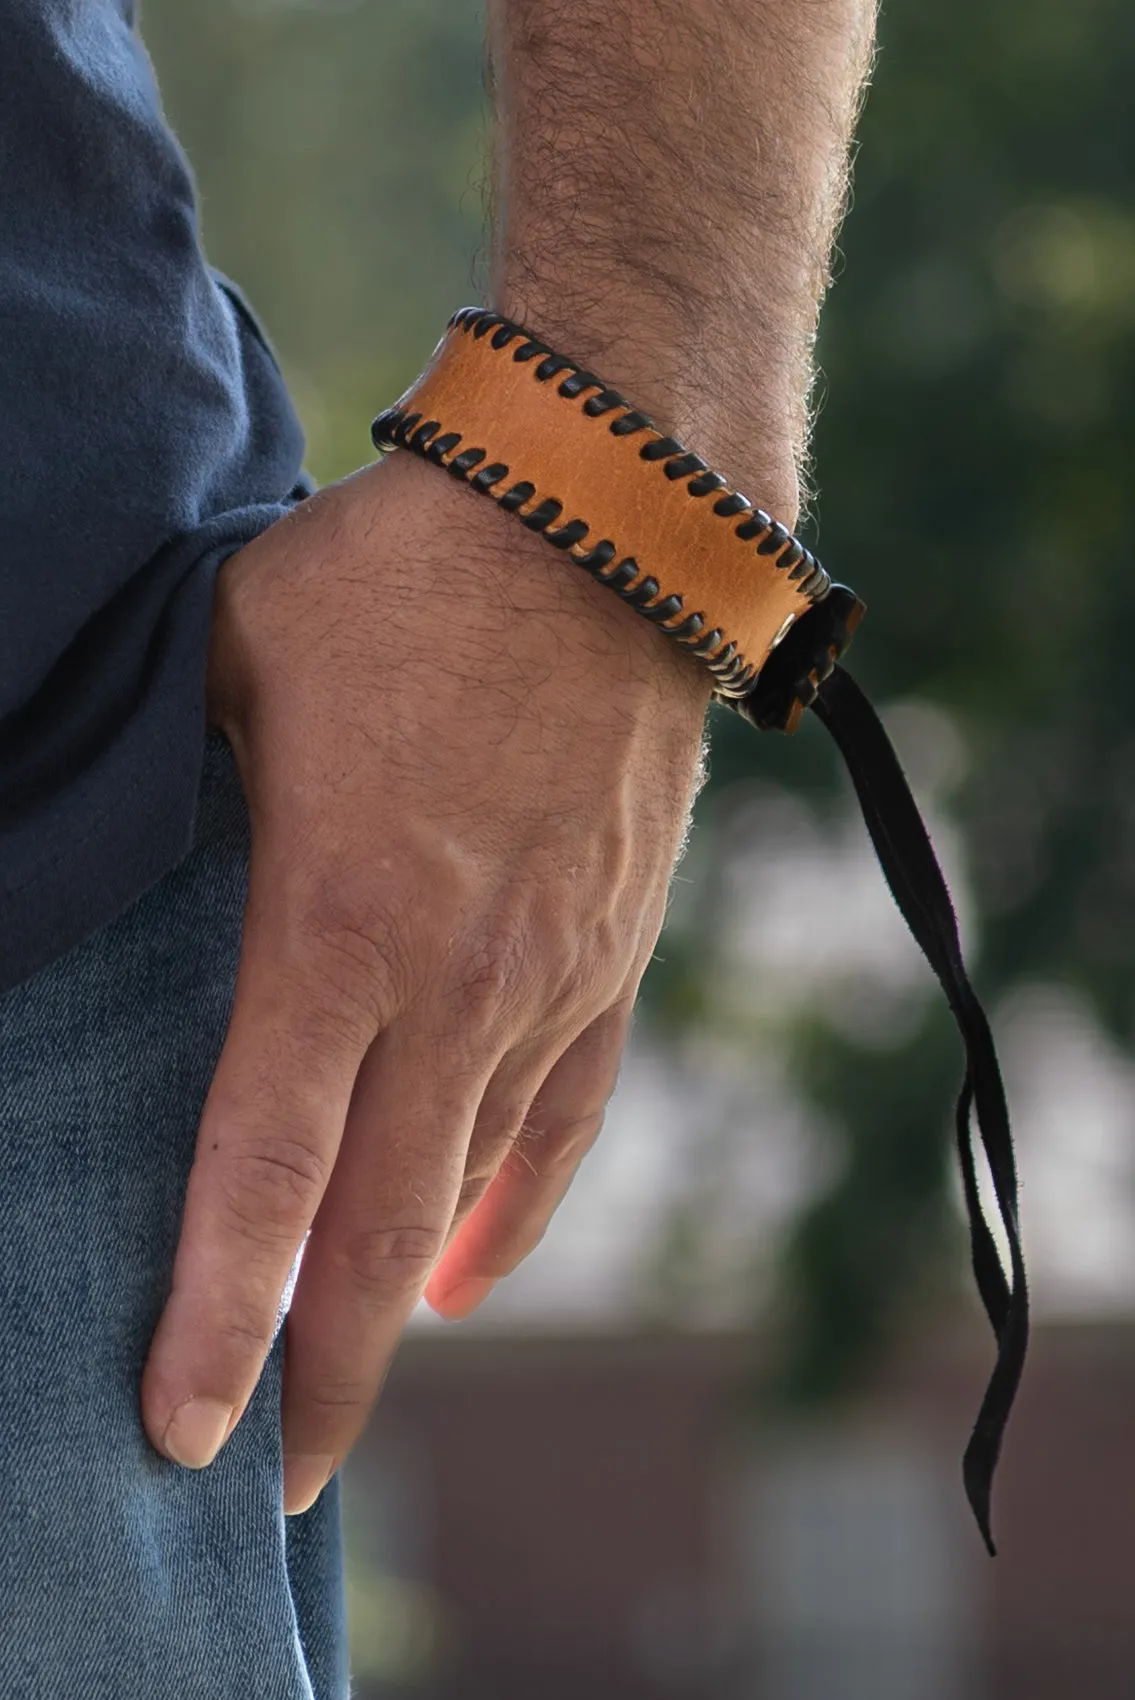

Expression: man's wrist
xmin=375 ymin=448 xmax=714 ymax=710
xmin=371 ymin=308 xmax=828 ymax=705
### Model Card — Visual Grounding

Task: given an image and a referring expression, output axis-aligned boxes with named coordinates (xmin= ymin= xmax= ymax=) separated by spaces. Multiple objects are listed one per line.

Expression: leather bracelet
xmin=372 ymin=305 xmax=864 ymax=732
xmin=372 ymin=307 xmax=1028 ymax=1558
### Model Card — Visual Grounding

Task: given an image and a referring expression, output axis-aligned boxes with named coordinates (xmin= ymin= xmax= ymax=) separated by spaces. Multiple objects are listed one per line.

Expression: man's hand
xmin=140 ymin=447 xmax=710 ymax=1511
xmin=142 ymin=0 xmax=877 ymax=1513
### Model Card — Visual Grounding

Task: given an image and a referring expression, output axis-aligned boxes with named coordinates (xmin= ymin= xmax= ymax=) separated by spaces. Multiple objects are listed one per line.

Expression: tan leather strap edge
xmin=372 ymin=306 xmax=835 ymax=698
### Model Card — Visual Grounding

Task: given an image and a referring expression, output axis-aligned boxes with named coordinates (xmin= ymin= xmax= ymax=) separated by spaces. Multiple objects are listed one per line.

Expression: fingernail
xmin=284 ymin=1454 xmax=335 ymax=1516
xmin=436 ymin=1277 xmax=496 ymax=1319
xmin=162 ymin=1397 xmax=234 ymax=1469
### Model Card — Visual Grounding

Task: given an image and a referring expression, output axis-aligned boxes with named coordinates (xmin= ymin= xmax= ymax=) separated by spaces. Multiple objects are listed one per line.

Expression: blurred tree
xmin=140 ymin=0 xmax=1135 ymax=1403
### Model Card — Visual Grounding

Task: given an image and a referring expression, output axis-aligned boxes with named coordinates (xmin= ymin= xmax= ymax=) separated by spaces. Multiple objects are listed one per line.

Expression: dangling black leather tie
xmin=739 ymin=588 xmax=1028 ymax=1557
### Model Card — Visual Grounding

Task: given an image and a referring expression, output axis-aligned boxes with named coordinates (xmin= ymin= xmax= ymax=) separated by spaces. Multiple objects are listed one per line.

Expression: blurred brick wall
xmin=347 ymin=1323 xmax=1135 ymax=1699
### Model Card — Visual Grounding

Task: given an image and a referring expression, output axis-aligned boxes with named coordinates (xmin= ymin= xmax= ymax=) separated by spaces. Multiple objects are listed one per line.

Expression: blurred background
xmin=142 ymin=0 xmax=1135 ymax=1693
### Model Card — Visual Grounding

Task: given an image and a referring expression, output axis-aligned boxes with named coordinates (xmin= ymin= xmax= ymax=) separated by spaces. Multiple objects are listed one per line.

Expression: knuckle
xmin=452 ymin=1171 xmax=494 ymax=1220
xmin=301 ymin=1376 xmax=373 ymax=1417
xmin=293 ymin=871 xmax=417 ymax=1031
xmin=588 ymin=919 xmax=627 ymax=992
xmin=448 ymin=926 xmax=532 ymax=1025
xmin=215 ymin=1135 xmax=330 ymax=1245
xmin=529 ymin=1109 xmax=606 ymax=1175
xmin=509 ymin=1098 xmax=608 ymax=1186
xmin=473 ymin=1087 xmax=532 ymax=1148
xmin=213 ymin=1296 xmax=280 ymax=1360
xmin=277 ymin=969 xmax=379 ymax=1064
xmin=486 ymin=1219 xmax=548 ymax=1276
xmin=543 ymin=928 xmax=617 ymax=1027
xmin=335 ymin=1221 xmax=446 ymax=1303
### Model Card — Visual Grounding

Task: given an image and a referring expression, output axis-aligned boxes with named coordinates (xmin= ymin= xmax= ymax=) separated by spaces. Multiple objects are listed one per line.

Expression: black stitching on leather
xmin=471 ymin=461 xmax=510 ymax=491
xmin=734 ymin=515 xmax=766 ymax=542
xmin=624 ymin=576 xmax=661 ymax=608
xmin=639 ymin=436 xmax=684 ymax=462
xmin=713 ymin=492 xmax=750 ymax=517
xmin=536 ymin=355 xmax=572 ymax=381
xmin=688 ymin=470 xmax=727 ymax=497
xmin=558 ymin=370 xmax=601 ymax=399
xmin=758 ymin=523 xmax=791 ymax=556
xmin=601 ymin=560 xmax=641 ymax=593
xmin=609 ymin=410 xmax=653 ymax=436
xmin=521 ymin=498 xmax=564 ymax=531
xmin=663 ymin=452 xmax=708 ymax=480
xmin=498 ymin=481 xmax=536 ymax=511
xmin=583 ymin=389 xmax=628 ymax=417
xmin=546 ymin=518 xmax=590 ymax=549
xmin=448 ymin=446 xmax=486 ymax=477
xmin=425 ymin=431 xmax=463 ymax=464
xmin=638 ymin=594 xmax=685 ymax=624
xmin=572 ymin=538 xmax=617 ymax=571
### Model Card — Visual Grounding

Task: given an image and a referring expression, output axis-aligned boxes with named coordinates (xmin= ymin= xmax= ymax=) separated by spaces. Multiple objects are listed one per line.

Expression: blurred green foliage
xmin=142 ymin=0 xmax=1135 ymax=1399
xmin=143 ymin=0 xmax=490 ymax=482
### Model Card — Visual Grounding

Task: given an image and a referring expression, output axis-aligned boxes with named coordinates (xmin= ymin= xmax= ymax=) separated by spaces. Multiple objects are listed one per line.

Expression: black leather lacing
xmin=744 ymin=594 xmax=1029 ymax=1557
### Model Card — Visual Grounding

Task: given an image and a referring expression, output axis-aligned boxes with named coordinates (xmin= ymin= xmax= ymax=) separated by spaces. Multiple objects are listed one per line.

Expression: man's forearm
xmin=487 ymin=0 xmax=877 ymax=524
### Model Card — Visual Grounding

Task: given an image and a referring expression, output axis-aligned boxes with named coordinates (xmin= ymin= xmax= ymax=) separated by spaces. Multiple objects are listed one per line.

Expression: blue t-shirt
xmin=0 ymin=0 xmax=307 ymax=992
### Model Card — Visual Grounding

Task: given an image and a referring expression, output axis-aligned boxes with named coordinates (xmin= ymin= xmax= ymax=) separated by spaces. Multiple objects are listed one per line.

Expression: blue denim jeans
xmin=0 ymin=735 xmax=348 ymax=1698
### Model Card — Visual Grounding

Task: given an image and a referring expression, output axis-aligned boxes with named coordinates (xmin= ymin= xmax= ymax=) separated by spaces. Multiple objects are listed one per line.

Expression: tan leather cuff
xmin=373 ymin=307 xmax=844 ymax=699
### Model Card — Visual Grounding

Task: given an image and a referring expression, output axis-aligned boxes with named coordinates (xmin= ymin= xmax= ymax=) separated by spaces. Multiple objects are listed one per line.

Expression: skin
xmin=140 ymin=0 xmax=878 ymax=1514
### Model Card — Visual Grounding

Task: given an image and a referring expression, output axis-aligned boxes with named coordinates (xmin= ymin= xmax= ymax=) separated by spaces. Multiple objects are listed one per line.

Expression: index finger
xmin=139 ymin=877 xmax=380 ymax=1471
